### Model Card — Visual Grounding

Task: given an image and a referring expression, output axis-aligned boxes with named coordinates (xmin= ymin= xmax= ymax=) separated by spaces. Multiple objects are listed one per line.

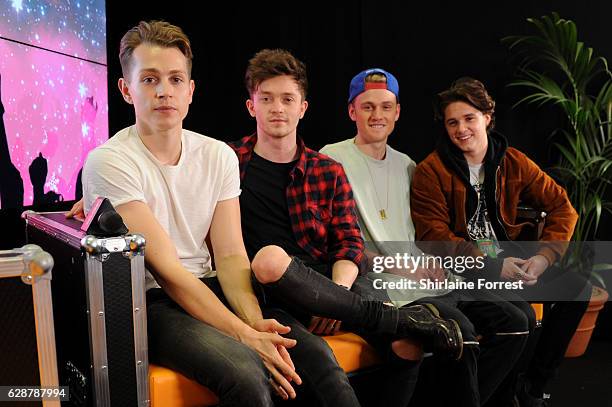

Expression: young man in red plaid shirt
xmin=228 ymin=49 xmax=464 ymax=406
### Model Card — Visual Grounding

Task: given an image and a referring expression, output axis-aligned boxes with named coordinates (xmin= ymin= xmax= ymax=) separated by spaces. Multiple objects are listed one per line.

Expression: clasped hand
xmin=501 ymin=255 xmax=549 ymax=286
xmin=245 ymin=319 xmax=302 ymax=400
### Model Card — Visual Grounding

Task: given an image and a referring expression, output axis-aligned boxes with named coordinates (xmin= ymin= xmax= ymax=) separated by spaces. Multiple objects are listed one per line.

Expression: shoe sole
xmin=449 ymin=319 xmax=463 ymax=360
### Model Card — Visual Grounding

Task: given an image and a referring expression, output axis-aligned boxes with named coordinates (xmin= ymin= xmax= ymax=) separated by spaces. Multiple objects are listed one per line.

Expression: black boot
xmin=395 ymin=303 xmax=464 ymax=360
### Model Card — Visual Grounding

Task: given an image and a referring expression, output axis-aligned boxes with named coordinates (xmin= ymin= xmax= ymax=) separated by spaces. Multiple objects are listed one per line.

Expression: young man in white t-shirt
xmin=321 ymin=69 xmax=529 ymax=407
xmin=80 ymin=21 xmax=301 ymax=406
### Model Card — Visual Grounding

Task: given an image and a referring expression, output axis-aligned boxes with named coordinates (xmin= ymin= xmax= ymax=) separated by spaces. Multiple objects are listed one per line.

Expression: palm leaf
xmin=505 ymin=13 xmax=612 ymax=241
xmin=554 ymin=143 xmax=579 ymax=168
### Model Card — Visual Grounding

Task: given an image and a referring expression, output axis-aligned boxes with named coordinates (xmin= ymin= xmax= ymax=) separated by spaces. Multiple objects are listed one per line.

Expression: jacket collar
xmin=436 ymin=130 xmax=509 ymax=184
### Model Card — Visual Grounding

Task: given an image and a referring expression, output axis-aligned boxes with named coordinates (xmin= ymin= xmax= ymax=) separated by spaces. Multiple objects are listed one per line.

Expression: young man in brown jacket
xmin=411 ymin=77 xmax=591 ymax=407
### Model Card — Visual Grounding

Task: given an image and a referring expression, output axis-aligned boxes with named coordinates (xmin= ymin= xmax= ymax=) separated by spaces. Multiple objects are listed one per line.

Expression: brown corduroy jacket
xmin=411 ymin=133 xmax=578 ymax=269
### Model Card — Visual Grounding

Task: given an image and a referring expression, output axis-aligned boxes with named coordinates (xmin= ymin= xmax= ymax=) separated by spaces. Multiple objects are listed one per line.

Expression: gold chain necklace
xmin=357 ymin=147 xmax=390 ymax=220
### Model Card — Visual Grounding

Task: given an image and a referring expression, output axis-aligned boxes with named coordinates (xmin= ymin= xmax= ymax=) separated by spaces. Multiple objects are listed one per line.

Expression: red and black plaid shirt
xmin=228 ymin=134 xmax=365 ymax=269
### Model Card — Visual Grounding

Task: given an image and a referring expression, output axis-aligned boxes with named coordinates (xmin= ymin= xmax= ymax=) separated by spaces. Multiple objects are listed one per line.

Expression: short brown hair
xmin=245 ymin=49 xmax=308 ymax=99
xmin=436 ymin=77 xmax=496 ymax=131
xmin=119 ymin=20 xmax=193 ymax=79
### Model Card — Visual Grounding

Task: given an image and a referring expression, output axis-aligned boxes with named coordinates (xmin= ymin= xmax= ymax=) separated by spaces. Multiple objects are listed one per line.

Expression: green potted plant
xmin=503 ymin=12 xmax=611 ymax=357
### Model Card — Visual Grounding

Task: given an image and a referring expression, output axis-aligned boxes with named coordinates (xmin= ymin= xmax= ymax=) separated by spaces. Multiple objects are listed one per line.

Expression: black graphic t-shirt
xmin=466 ymin=164 xmax=500 ymax=249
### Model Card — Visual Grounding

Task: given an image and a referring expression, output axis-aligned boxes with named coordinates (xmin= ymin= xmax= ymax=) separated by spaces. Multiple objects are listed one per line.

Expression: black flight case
xmin=22 ymin=211 xmax=149 ymax=407
xmin=0 ymin=244 xmax=60 ymax=407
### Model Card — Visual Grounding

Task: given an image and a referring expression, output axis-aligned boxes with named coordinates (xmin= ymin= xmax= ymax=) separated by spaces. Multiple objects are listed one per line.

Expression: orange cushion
xmin=322 ymin=332 xmax=382 ymax=372
xmin=149 ymin=331 xmax=416 ymax=407
xmin=531 ymin=303 xmax=544 ymax=322
xmin=149 ymin=364 xmax=218 ymax=407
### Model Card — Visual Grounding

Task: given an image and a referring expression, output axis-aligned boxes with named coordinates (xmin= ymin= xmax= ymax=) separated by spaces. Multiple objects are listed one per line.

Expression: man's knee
xmin=503 ymin=302 xmax=532 ymax=333
xmin=391 ymin=338 xmax=425 ymax=361
xmin=252 ymin=245 xmax=292 ymax=284
xmin=300 ymin=332 xmax=338 ymax=364
xmin=524 ymin=305 xmax=537 ymax=332
xmin=221 ymin=368 xmax=272 ymax=406
xmin=204 ymin=347 xmax=273 ymax=406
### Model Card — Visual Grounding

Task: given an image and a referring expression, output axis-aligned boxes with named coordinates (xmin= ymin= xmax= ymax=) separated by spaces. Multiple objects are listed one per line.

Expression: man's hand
xmin=251 ymin=319 xmax=296 ymax=383
xmin=424 ymin=262 xmax=447 ymax=282
xmin=522 ymin=254 xmax=549 ymax=286
xmin=238 ymin=327 xmax=302 ymax=400
xmin=308 ymin=316 xmax=342 ymax=335
xmin=66 ymin=198 xmax=85 ymax=220
xmin=500 ymin=257 xmax=537 ymax=284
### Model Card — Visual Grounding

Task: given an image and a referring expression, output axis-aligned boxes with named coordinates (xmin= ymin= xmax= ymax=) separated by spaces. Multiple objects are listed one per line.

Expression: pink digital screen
xmin=0 ymin=0 xmax=107 ymax=209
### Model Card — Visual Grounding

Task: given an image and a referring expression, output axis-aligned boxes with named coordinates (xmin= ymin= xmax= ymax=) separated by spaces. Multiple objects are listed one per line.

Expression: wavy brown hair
xmin=119 ymin=20 xmax=193 ymax=79
xmin=436 ymin=77 xmax=496 ymax=131
xmin=245 ymin=49 xmax=308 ymax=100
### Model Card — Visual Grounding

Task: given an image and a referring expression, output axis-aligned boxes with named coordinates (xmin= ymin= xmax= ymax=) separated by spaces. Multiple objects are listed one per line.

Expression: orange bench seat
xmin=148 ymin=332 xmax=401 ymax=407
xmin=148 ymin=304 xmax=543 ymax=407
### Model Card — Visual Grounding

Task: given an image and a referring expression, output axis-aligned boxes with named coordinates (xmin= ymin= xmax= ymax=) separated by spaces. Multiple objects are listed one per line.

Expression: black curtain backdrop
xmin=2 ymin=0 xmax=611 ymax=249
xmin=105 ymin=1 xmax=611 ymax=163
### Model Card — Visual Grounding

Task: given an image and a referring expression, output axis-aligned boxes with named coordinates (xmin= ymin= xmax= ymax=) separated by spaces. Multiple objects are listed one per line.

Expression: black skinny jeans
xmin=147 ymin=282 xmax=273 ymax=407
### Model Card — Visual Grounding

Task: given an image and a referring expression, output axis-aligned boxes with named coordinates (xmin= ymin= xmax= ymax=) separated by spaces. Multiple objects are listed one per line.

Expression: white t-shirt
xmin=321 ymin=138 xmax=458 ymax=306
xmin=82 ymin=126 xmax=241 ymax=290
xmin=321 ymin=138 xmax=416 ymax=254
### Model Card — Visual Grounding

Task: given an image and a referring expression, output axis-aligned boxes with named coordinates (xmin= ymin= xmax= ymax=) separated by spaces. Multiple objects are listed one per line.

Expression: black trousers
xmin=404 ymin=289 xmax=529 ymax=407
xmin=484 ymin=265 xmax=591 ymax=406
xmin=147 ymin=282 xmax=274 ymax=407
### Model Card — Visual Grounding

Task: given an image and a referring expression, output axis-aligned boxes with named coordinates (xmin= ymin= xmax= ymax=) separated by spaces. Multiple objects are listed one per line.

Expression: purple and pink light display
xmin=0 ymin=0 xmax=107 ymax=208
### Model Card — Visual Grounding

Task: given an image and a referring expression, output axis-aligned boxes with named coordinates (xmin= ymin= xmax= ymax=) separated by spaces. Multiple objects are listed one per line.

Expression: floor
xmin=549 ymin=338 xmax=612 ymax=407
xmin=350 ymin=337 xmax=612 ymax=406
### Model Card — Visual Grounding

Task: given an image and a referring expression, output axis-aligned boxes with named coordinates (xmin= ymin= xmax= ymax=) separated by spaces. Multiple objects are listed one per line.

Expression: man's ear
xmin=298 ymin=100 xmax=308 ymax=119
xmin=348 ymin=103 xmax=357 ymax=121
xmin=118 ymin=78 xmax=133 ymax=104
xmin=187 ymin=79 xmax=195 ymax=104
xmin=246 ymin=98 xmax=256 ymax=118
